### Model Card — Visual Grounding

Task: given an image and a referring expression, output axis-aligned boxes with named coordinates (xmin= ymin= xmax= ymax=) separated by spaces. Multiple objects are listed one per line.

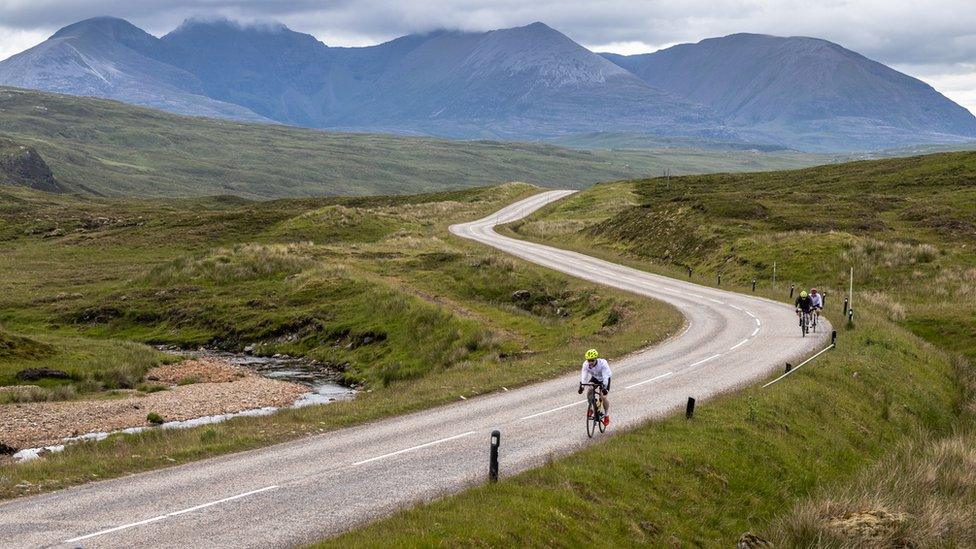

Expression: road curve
xmin=0 ymin=191 xmax=829 ymax=548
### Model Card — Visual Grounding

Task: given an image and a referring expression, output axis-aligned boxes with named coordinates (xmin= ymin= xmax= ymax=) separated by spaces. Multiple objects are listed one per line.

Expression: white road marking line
xmin=65 ymin=516 xmax=168 ymax=543
xmin=708 ymin=298 xmax=725 ymax=304
xmin=624 ymin=371 xmax=674 ymax=389
xmin=520 ymin=400 xmax=587 ymax=420
xmin=752 ymin=327 xmax=760 ymax=337
xmin=730 ymin=339 xmax=749 ymax=351
xmin=745 ymin=310 xmax=757 ymax=318
xmin=755 ymin=318 xmax=761 ymax=326
xmin=353 ymin=431 xmax=475 ymax=466
xmin=165 ymin=486 xmax=278 ymax=516
xmin=689 ymin=354 xmax=721 ymax=367
xmin=729 ymin=304 xmax=743 ymax=311
xmin=64 ymin=486 xmax=279 ymax=543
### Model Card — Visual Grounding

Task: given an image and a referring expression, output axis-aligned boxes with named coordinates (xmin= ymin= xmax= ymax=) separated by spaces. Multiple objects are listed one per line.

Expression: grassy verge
xmin=321 ymin=314 xmax=961 ymax=546
xmin=0 ymin=183 xmax=681 ymax=499
xmin=317 ymin=152 xmax=976 ymax=545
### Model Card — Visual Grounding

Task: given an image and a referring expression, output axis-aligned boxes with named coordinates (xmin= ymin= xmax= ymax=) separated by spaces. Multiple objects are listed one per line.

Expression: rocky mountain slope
xmin=0 ymin=17 xmax=267 ymax=122
xmin=2 ymin=17 xmax=974 ymax=151
xmin=603 ymin=33 xmax=976 ymax=151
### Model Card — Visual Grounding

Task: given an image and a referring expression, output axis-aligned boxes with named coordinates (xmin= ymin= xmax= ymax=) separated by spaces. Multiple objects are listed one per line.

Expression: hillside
xmin=604 ymin=34 xmax=976 ymax=151
xmin=0 ymin=87 xmax=830 ymax=199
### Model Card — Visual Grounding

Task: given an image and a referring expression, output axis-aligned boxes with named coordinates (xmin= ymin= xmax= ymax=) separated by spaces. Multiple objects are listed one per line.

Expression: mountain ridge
xmin=603 ymin=33 xmax=976 ymax=151
xmin=0 ymin=16 xmax=268 ymax=122
xmin=2 ymin=17 xmax=974 ymax=151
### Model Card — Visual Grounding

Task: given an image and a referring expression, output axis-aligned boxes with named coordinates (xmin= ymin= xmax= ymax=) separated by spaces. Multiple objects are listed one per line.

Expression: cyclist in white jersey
xmin=579 ymin=349 xmax=613 ymax=425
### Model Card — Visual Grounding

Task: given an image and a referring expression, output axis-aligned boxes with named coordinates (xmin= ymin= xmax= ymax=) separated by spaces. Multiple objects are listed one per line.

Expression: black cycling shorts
xmin=589 ymin=376 xmax=610 ymax=391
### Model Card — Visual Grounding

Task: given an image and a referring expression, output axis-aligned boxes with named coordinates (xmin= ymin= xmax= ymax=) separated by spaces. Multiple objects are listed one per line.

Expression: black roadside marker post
xmin=685 ymin=397 xmax=696 ymax=419
xmin=752 ymin=279 xmax=757 ymax=292
xmin=489 ymin=430 xmax=500 ymax=482
xmin=688 ymin=267 xmax=693 ymax=278
xmin=488 ymin=430 xmax=502 ymax=482
xmin=831 ymin=330 xmax=837 ymax=346
xmin=843 ymin=298 xmax=849 ymax=316
xmin=790 ymin=284 xmax=795 ymax=298
xmin=785 ymin=362 xmax=792 ymax=373
xmin=718 ymin=274 xmax=722 ymax=286
xmin=823 ymin=292 xmax=828 ymax=307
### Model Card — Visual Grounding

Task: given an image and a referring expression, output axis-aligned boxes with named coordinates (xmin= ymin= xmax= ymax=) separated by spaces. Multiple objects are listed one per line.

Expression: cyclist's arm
xmin=580 ymin=363 xmax=588 ymax=385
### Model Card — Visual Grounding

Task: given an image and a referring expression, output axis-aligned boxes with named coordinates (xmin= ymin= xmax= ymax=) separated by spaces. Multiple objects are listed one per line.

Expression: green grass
xmin=321 ymin=316 xmax=960 ymax=547
xmin=0 ymin=332 xmax=168 ymax=391
xmin=0 ymin=328 xmax=54 ymax=361
xmin=0 ymin=182 xmax=682 ymax=498
xmin=318 ymin=151 xmax=976 ymax=546
xmin=0 ymin=87 xmax=835 ymax=199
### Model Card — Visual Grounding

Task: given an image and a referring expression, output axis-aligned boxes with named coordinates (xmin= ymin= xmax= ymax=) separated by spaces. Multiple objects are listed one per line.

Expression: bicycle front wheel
xmin=586 ymin=402 xmax=597 ymax=438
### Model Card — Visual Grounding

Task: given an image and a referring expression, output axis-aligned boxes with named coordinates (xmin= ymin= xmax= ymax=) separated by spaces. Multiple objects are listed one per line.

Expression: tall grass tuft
xmin=145 ymin=243 xmax=316 ymax=285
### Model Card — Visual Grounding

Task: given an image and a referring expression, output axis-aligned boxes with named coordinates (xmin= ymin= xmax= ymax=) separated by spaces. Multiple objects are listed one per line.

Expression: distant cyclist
xmin=795 ymin=290 xmax=814 ymax=324
xmin=579 ymin=349 xmax=612 ymax=426
xmin=809 ymin=288 xmax=823 ymax=317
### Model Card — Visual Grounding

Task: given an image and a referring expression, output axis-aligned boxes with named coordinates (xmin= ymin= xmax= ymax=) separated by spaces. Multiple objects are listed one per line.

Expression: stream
xmin=10 ymin=349 xmax=356 ymax=462
xmin=168 ymin=346 xmax=356 ymax=405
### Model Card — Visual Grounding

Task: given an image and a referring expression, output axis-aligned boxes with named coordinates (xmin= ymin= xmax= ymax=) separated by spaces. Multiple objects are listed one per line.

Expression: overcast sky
xmin=1 ymin=0 xmax=973 ymax=113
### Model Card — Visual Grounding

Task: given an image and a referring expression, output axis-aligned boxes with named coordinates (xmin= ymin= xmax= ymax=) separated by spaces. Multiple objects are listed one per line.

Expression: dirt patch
xmin=146 ymin=358 xmax=247 ymax=384
xmin=827 ymin=509 xmax=909 ymax=545
xmin=0 ymin=359 xmax=307 ymax=450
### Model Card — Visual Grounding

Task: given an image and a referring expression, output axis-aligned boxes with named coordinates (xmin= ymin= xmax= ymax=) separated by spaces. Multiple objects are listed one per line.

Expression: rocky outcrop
xmin=736 ymin=532 xmax=773 ymax=548
xmin=14 ymin=368 xmax=70 ymax=381
xmin=0 ymin=138 xmax=64 ymax=193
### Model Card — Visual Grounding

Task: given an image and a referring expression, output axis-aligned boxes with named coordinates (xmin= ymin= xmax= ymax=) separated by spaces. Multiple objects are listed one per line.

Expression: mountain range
xmin=1 ymin=16 xmax=974 ymax=152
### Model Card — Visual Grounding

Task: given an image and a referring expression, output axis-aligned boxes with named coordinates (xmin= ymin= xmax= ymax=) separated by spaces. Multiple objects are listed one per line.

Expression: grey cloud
xmin=1 ymin=0 xmax=974 ymax=67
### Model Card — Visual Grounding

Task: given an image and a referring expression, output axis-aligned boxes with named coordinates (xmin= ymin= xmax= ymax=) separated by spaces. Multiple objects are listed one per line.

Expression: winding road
xmin=0 ymin=190 xmax=830 ymax=548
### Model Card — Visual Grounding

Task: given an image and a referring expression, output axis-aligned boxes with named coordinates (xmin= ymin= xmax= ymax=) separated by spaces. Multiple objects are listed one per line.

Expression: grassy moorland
xmin=323 ymin=152 xmax=976 ymax=547
xmin=0 ymin=87 xmax=832 ymax=199
xmin=0 ymin=183 xmax=682 ymax=497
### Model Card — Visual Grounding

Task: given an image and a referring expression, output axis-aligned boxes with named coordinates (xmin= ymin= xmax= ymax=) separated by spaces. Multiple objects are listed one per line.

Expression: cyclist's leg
xmin=602 ymin=380 xmax=610 ymax=415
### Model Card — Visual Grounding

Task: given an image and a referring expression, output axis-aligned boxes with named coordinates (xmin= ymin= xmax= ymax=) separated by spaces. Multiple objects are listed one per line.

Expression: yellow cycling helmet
xmin=800 ymin=291 xmax=808 ymax=298
xmin=585 ymin=349 xmax=599 ymax=360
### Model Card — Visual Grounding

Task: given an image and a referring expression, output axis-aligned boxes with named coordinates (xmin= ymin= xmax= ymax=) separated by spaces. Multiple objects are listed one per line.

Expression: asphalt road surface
xmin=0 ymin=190 xmax=830 ymax=548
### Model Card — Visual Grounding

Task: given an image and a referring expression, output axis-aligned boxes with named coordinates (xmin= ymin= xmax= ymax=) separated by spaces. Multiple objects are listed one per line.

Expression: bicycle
xmin=798 ymin=310 xmax=812 ymax=337
xmin=580 ymin=382 xmax=608 ymax=437
xmin=811 ymin=309 xmax=820 ymax=333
